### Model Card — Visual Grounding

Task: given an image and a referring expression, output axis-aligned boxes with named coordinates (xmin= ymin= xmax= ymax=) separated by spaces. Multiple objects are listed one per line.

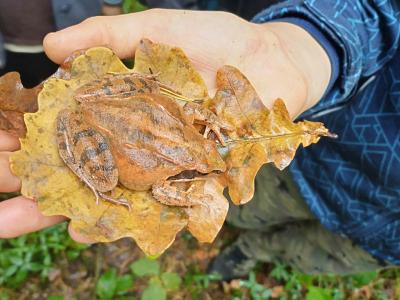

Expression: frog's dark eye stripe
xmin=73 ymin=129 xmax=96 ymax=145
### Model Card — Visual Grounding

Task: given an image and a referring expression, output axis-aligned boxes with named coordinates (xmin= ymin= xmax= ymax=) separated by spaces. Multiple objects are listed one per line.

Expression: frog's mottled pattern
xmin=56 ymin=110 xmax=118 ymax=192
xmin=74 ymin=73 xmax=160 ymax=102
xmin=56 ymin=73 xmax=228 ymax=209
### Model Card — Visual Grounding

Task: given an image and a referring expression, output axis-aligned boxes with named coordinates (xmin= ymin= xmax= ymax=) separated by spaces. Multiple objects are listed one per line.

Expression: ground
xmin=0 ymin=194 xmax=399 ymax=300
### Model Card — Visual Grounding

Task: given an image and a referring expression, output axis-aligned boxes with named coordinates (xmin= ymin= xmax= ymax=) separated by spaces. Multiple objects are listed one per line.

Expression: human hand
xmin=0 ymin=9 xmax=332 ymax=241
xmin=0 ymin=131 xmax=93 ymax=242
xmin=44 ymin=9 xmax=331 ymax=118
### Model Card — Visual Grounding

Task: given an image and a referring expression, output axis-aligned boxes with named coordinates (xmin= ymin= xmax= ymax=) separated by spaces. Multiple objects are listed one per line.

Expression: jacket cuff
xmin=103 ymin=0 xmax=123 ymax=6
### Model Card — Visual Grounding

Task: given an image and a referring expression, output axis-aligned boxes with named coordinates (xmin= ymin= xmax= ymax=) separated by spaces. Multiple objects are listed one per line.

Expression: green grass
xmin=1 ymin=193 xmax=399 ymax=299
xmin=0 ymin=223 xmax=87 ymax=289
xmin=122 ymin=0 xmax=148 ymax=13
xmin=0 ymin=224 xmax=399 ymax=299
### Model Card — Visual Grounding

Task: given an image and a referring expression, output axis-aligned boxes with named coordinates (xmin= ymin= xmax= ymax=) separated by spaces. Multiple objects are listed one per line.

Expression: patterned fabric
xmin=253 ymin=0 xmax=400 ymax=264
xmin=227 ymin=164 xmax=384 ymax=274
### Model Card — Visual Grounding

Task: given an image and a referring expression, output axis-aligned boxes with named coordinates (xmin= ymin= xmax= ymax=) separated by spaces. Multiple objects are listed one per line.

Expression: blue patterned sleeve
xmin=252 ymin=0 xmax=400 ymax=116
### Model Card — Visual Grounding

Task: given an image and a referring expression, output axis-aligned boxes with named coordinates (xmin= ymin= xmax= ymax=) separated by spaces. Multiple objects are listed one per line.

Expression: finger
xmin=44 ymin=9 xmax=199 ymax=63
xmin=0 ymin=196 xmax=66 ymax=238
xmin=43 ymin=10 xmax=226 ymax=93
xmin=0 ymin=152 xmax=21 ymax=192
xmin=42 ymin=10 xmax=235 ymax=76
xmin=0 ymin=130 xmax=20 ymax=151
xmin=68 ymin=223 xmax=96 ymax=244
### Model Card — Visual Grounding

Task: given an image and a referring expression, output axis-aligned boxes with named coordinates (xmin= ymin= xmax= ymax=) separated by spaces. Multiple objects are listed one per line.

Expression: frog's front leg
xmin=183 ymin=102 xmax=233 ymax=146
xmin=152 ymin=180 xmax=212 ymax=208
xmin=56 ymin=110 xmax=131 ymax=210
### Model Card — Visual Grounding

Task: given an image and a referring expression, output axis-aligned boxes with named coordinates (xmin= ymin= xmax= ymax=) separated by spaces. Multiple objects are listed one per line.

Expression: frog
xmin=56 ymin=73 xmax=232 ymax=210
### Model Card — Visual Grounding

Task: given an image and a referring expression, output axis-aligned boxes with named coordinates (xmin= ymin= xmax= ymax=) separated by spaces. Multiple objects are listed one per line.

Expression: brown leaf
xmin=0 ymin=72 xmax=42 ymax=136
xmin=0 ymin=110 xmax=26 ymax=137
xmin=211 ymin=66 xmax=336 ymax=204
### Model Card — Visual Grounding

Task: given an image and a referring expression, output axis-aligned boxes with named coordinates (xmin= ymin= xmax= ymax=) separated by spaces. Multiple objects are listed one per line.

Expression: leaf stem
xmin=220 ymin=130 xmax=337 ymax=146
xmin=159 ymin=86 xmax=204 ymax=103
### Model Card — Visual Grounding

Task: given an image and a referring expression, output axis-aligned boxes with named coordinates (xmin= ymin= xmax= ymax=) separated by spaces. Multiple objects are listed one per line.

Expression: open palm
xmin=0 ymin=9 xmax=330 ymax=242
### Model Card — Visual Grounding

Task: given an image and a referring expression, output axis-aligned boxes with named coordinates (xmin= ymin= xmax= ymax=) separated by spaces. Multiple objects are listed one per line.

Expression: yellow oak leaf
xmin=211 ymin=65 xmax=336 ymax=205
xmin=10 ymin=45 xmax=227 ymax=255
xmin=133 ymin=39 xmax=209 ymax=100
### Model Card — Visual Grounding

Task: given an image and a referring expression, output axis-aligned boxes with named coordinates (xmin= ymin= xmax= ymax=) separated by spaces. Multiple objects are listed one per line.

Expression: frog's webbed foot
xmin=152 ymin=181 xmax=212 ymax=209
xmin=183 ymin=102 xmax=233 ymax=146
xmin=84 ymin=178 xmax=132 ymax=211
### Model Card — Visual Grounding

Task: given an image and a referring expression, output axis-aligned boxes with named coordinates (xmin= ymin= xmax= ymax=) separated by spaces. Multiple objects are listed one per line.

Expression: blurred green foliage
xmin=96 ymin=268 xmax=135 ymax=300
xmin=122 ymin=0 xmax=148 ymax=13
xmin=0 ymin=223 xmax=87 ymax=289
xmin=1 ymin=193 xmax=399 ymax=299
xmin=129 ymin=258 xmax=182 ymax=300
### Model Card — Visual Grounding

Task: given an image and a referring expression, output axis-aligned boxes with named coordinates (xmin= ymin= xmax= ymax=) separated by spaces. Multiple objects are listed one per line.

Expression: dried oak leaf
xmin=211 ymin=65 xmax=336 ymax=205
xmin=0 ymin=72 xmax=41 ymax=137
xmin=133 ymin=39 xmax=209 ymax=100
xmin=11 ymin=43 xmax=227 ymax=255
xmin=184 ymin=179 xmax=228 ymax=243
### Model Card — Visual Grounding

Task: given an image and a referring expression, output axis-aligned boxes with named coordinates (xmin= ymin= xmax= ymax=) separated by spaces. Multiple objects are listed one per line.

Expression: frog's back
xmin=81 ymin=95 xmax=225 ymax=190
xmin=75 ymin=73 xmax=160 ymax=102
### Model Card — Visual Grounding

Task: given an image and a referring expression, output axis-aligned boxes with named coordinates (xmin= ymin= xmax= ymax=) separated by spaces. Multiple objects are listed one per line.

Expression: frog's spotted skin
xmin=56 ymin=109 xmax=131 ymax=209
xmin=75 ymin=73 xmax=160 ymax=102
xmin=57 ymin=73 xmax=227 ymax=210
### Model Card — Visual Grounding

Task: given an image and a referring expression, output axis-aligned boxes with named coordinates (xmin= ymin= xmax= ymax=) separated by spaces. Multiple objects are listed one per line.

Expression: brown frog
xmin=56 ymin=73 xmax=231 ymax=210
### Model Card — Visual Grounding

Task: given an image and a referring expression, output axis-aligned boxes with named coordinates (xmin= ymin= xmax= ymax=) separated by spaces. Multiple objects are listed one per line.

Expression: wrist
xmin=260 ymin=22 xmax=331 ymax=113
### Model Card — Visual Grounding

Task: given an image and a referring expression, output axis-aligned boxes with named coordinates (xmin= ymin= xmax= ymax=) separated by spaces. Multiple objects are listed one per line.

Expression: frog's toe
xmin=98 ymin=192 xmax=132 ymax=211
xmin=205 ymin=124 xmax=226 ymax=146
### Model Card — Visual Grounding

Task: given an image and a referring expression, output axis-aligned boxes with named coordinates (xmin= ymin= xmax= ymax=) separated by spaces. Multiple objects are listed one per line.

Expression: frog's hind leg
xmin=74 ymin=167 xmax=132 ymax=211
xmin=152 ymin=181 xmax=212 ymax=209
xmin=98 ymin=192 xmax=132 ymax=211
xmin=56 ymin=110 xmax=131 ymax=211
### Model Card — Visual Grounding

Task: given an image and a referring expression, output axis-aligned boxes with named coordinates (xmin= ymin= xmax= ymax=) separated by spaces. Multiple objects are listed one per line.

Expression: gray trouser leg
xmin=226 ymin=164 xmax=386 ymax=274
